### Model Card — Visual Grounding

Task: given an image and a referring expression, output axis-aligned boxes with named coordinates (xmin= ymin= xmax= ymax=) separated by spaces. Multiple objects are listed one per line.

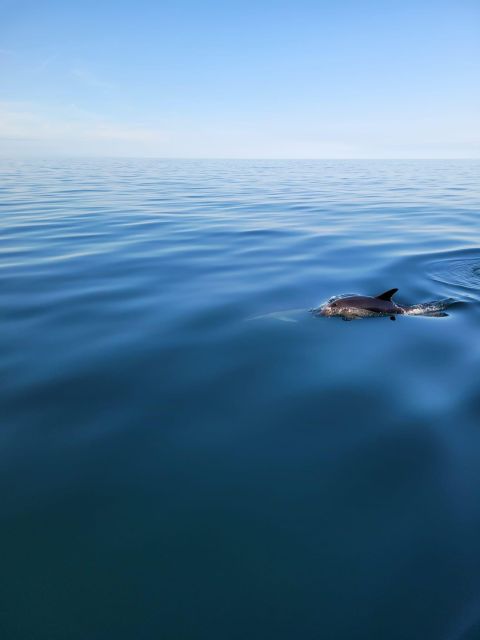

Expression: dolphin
xmin=313 ymin=288 xmax=450 ymax=320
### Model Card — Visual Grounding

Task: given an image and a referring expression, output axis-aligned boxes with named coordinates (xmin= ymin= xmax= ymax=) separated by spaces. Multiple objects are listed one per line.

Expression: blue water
xmin=1 ymin=159 xmax=480 ymax=640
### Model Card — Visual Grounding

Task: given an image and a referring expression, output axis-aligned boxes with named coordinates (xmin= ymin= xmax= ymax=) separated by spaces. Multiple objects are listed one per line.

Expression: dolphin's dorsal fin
xmin=375 ymin=288 xmax=398 ymax=301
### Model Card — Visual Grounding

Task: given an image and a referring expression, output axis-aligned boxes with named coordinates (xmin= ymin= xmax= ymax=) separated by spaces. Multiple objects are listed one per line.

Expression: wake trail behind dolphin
xmin=247 ymin=308 xmax=307 ymax=323
xmin=402 ymin=298 xmax=457 ymax=317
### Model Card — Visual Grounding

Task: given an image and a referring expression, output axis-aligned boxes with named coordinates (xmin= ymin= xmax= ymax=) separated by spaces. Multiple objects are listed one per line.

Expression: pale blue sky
xmin=1 ymin=0 xmax=479 ymax=157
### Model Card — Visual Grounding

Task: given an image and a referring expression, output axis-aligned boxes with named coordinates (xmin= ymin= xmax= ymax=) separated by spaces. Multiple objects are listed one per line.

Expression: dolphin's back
xmin=338 ymin=295 xmax=403 ymax=314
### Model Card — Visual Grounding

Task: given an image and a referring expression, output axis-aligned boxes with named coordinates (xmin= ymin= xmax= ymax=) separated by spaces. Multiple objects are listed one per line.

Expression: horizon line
xmin=0 ymin=155 xmax=479 ymax=161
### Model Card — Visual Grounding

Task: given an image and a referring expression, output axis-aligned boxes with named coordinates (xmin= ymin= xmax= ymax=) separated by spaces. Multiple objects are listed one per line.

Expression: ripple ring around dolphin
xmin=426 ymin=252 xmax=480 ymax=296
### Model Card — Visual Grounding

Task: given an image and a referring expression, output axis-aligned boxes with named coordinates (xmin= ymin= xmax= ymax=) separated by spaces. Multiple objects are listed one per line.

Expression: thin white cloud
xmin=38 ymin=54 xmax=58 ymax=70
xmin=0 ymin=101 xmax=168 ymax=155
xmin=0 ymin=48 xmax=16 ymax=59
xmin=0 ymin=47 xmax=60 ymax=73
xmin=71 ymin=67 xmax=115 ymax=90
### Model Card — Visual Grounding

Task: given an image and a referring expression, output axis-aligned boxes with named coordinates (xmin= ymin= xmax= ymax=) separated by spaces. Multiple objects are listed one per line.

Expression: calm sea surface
xmin=1 ymin=159 xmax=480 ymax=640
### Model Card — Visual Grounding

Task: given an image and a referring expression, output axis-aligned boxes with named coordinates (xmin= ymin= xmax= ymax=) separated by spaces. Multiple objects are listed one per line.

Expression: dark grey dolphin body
xmin=314 ymin=288 xmax=450 ymax=320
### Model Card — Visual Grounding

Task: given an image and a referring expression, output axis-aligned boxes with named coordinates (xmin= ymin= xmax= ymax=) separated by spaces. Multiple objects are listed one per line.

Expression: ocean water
xmin=1 ymin=159 xmax=480 ymax=640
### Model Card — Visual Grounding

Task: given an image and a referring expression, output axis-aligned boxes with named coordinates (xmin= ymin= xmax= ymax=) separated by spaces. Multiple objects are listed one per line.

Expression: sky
xmin=1 ymin=0 xmax=479 ymax=158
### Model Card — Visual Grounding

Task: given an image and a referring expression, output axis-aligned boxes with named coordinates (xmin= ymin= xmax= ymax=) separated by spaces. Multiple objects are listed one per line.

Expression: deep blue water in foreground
xmin=1 ymin=159 xmax=480 ymax=640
